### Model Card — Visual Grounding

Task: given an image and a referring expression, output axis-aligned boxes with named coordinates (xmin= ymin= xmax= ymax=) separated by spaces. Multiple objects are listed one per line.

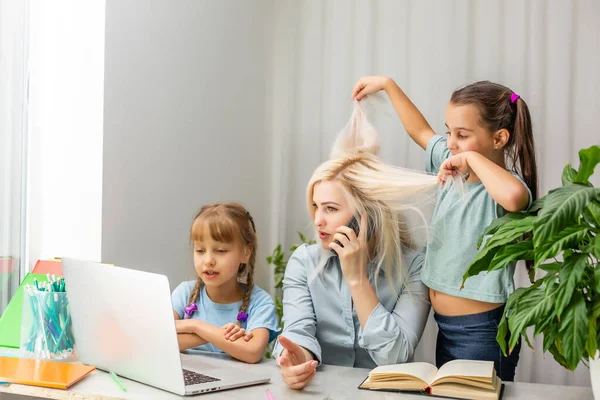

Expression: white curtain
xmin=0 ymin=0 xmax=28 ymax=314
xmin=268 ymin=0 xmax=599 ymax=386
xmin=26 ymin=0 xmax=105 ymax=270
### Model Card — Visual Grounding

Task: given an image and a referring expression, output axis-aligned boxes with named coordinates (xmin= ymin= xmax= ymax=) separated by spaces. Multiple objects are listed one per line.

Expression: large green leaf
xmin=506 ymin=287 xmax=531 ymax=309
xmin=465 ymin=217 xmax=535 ymax=282
xmin=548 ymin=341 xmax=570 ymax=369
xmin=589 ymin=234 xmax=600 ymax=261
xmin=587 ymin=316 xmax=598 ymax=359
xmin=544 ymin=279 xmax=559 ymax=295
xmin=554 ymin=254 xmax=588 ymax=317
xmin=574 ymin=145 xmax=600 ymax=184
xmin=562 ymin=164 xmax=578 ymax=186
xmin=463 ymin=246 xmax=501 ymax=283
xmin=559 ymin=291 xmax=588 ymax=370
xmin=533 ymin=283 xmax=559 ymax=336
xmin=539 ymin=262 xmax=562 ymax=274
xmin=484 ymin=216 xmax=536 ymax=249
xmin=533 ymin=185 xmax=600 ymax=247
xmin=534 ymin=310 xmax=557 ymax=337
xmin=585 ymin=202 xmax=600 ymax=228
xmin=529 ymin=197 xmax=546 ymax=213
xmin=534 ymin=225 xmax=589 ymax=266
xmin=488 ymin=240 xmax=534 ymax=272
xmin=502 ymin=287 xmax=530 ymax=353
xmin=522 ymin=331 xmax=535 ymax=350
xmin=543 ymin=324 xmax=558 ymax=352
xmin=478 ymin=213 xmax=528 ymax=248
xmin=592 ymin=301 xmax=600 ymax=321
xmin=507 ymin=287 xmax=554 ymax=351
xmin=496 ymin=316 xmax=509 ymax=356
xmin=583 ymin=202 xmax=600 ymax=228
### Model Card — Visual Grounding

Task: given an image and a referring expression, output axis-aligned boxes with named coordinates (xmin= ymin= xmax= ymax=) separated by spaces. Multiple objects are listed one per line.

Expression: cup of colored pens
xmin=20 ymin=275 xmax=76 ymax=360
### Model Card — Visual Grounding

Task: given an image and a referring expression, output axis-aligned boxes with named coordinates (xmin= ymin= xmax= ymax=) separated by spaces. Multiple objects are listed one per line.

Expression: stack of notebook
xmin=0 ymin=356 xmax=95 ymax=389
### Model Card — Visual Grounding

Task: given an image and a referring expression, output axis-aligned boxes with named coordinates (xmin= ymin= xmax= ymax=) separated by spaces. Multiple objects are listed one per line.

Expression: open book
xmin=359 ymin=359 xmax=502 ymax=400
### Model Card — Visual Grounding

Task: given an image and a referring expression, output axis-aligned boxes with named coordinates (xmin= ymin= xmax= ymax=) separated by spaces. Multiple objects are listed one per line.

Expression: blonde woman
xmin=272 ymin=102 xmax=439 ymax=389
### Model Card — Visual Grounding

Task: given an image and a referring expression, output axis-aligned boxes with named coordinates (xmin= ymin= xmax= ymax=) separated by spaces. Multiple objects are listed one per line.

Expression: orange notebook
xmin=32 ymin=259 xmax=63 ymax=275
xmin=0 ymin=356 xmax=95 ymax=389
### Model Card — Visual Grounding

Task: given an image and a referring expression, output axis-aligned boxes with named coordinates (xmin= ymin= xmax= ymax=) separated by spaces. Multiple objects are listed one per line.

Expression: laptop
xmin=62 ymin=258 xmax=270 ymax=396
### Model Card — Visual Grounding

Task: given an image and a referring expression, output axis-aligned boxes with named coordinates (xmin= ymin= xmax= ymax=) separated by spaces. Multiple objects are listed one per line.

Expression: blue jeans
xmin=434 ymin=305 xmax=521 ymax=381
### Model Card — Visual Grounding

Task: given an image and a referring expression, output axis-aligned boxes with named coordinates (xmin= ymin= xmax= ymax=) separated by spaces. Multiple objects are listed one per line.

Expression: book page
xmin=432 ymin=360 xmax=494 ymax=385
xmin=432 ymin=376 xmax=495 ymax=390
xmin=360 ymin=379 xmax=425 ymax=391
xmin=368 ymin=362 xmax=438 ymax=385
xmin=431 ymin=376 xmax=501 ymax=400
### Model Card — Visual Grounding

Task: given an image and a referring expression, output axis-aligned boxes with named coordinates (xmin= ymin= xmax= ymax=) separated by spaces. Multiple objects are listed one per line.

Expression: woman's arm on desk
xmin=176 ymin=319 xmax=269 ymax=364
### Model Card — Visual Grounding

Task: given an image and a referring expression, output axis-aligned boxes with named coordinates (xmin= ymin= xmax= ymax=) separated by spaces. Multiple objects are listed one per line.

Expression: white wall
xmin=102 ymin=0 xmax=274 ymax=291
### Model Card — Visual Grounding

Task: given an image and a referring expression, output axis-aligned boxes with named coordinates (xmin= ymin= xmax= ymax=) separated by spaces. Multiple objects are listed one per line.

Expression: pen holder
xmin=20 ymin=286 xmax=76 ymax=360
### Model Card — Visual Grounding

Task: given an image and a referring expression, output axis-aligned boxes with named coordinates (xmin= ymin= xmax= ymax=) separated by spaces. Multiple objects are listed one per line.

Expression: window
xmin=0 ymin=0 xmax=28 ymax=314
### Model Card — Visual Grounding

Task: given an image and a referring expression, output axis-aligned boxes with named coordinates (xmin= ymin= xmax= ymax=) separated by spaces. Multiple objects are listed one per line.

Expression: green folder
xmin=0 ymin=273 xmax=49 ymax=348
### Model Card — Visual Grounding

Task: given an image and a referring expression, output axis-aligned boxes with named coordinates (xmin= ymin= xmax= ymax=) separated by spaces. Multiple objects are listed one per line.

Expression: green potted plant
xmin=462 ymin=145 xmax=600 ymax=389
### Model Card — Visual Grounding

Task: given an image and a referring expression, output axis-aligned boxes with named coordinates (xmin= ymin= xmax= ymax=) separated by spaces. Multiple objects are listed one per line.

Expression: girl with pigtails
xmin=172 ymin=203 xmax=279 ymax=364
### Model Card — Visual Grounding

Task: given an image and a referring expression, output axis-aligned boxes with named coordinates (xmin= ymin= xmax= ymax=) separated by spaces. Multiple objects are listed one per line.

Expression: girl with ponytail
xmin=352 ymin=76 xmax=538 ymax=381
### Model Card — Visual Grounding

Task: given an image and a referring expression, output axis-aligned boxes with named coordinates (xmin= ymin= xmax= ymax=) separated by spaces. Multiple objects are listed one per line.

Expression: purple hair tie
xmin=510 ymin=93 xmax=520 ymax=103
xmin=184 ymin=303 xmax=198 ymax=319
xmin=237 ymin=311 xmax=248 ymax=323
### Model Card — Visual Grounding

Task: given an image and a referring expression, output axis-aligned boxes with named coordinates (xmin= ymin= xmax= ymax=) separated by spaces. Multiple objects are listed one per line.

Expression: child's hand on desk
xmin=276 ymin=336 xmax=318 ymax=390
xmin=222 ymin=323 xmax=253 ymax=342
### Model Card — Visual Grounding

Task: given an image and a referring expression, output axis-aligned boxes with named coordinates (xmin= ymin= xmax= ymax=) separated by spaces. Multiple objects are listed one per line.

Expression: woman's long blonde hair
xmin=307 ymin=101 xmax=439 ymax=289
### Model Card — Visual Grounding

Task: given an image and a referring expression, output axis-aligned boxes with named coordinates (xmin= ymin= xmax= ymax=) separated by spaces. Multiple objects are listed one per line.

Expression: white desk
xmin=0 ymin=351 xmax=593 ymax=399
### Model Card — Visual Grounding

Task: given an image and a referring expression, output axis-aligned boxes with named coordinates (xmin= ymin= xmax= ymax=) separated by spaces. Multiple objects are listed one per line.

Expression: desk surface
xmin=0 ymin=351 xmax=593 ymax=400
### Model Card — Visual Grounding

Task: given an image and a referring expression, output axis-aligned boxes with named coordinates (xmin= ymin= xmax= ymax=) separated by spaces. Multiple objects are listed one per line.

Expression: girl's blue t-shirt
xmin=171 ymin=281 xmax=280 ymax=353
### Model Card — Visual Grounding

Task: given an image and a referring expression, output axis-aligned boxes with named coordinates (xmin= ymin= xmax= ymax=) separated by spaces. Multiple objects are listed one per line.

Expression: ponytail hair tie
xmin=510 ymin=93 xmax=520 ymax=103
xmin=237 ymin=311 xmax=248 ymax=323
xmin=184 ymin=303 xmax=198 ymax=319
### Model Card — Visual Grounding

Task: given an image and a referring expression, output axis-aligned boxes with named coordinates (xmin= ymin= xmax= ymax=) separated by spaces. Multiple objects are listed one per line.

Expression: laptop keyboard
xmin=183 ymin=369 xmax=221 ymax=386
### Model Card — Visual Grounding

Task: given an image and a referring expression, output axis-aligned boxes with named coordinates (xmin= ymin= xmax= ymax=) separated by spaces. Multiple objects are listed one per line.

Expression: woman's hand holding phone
xmin=329 ymin=214 xmax=369 ymax=285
